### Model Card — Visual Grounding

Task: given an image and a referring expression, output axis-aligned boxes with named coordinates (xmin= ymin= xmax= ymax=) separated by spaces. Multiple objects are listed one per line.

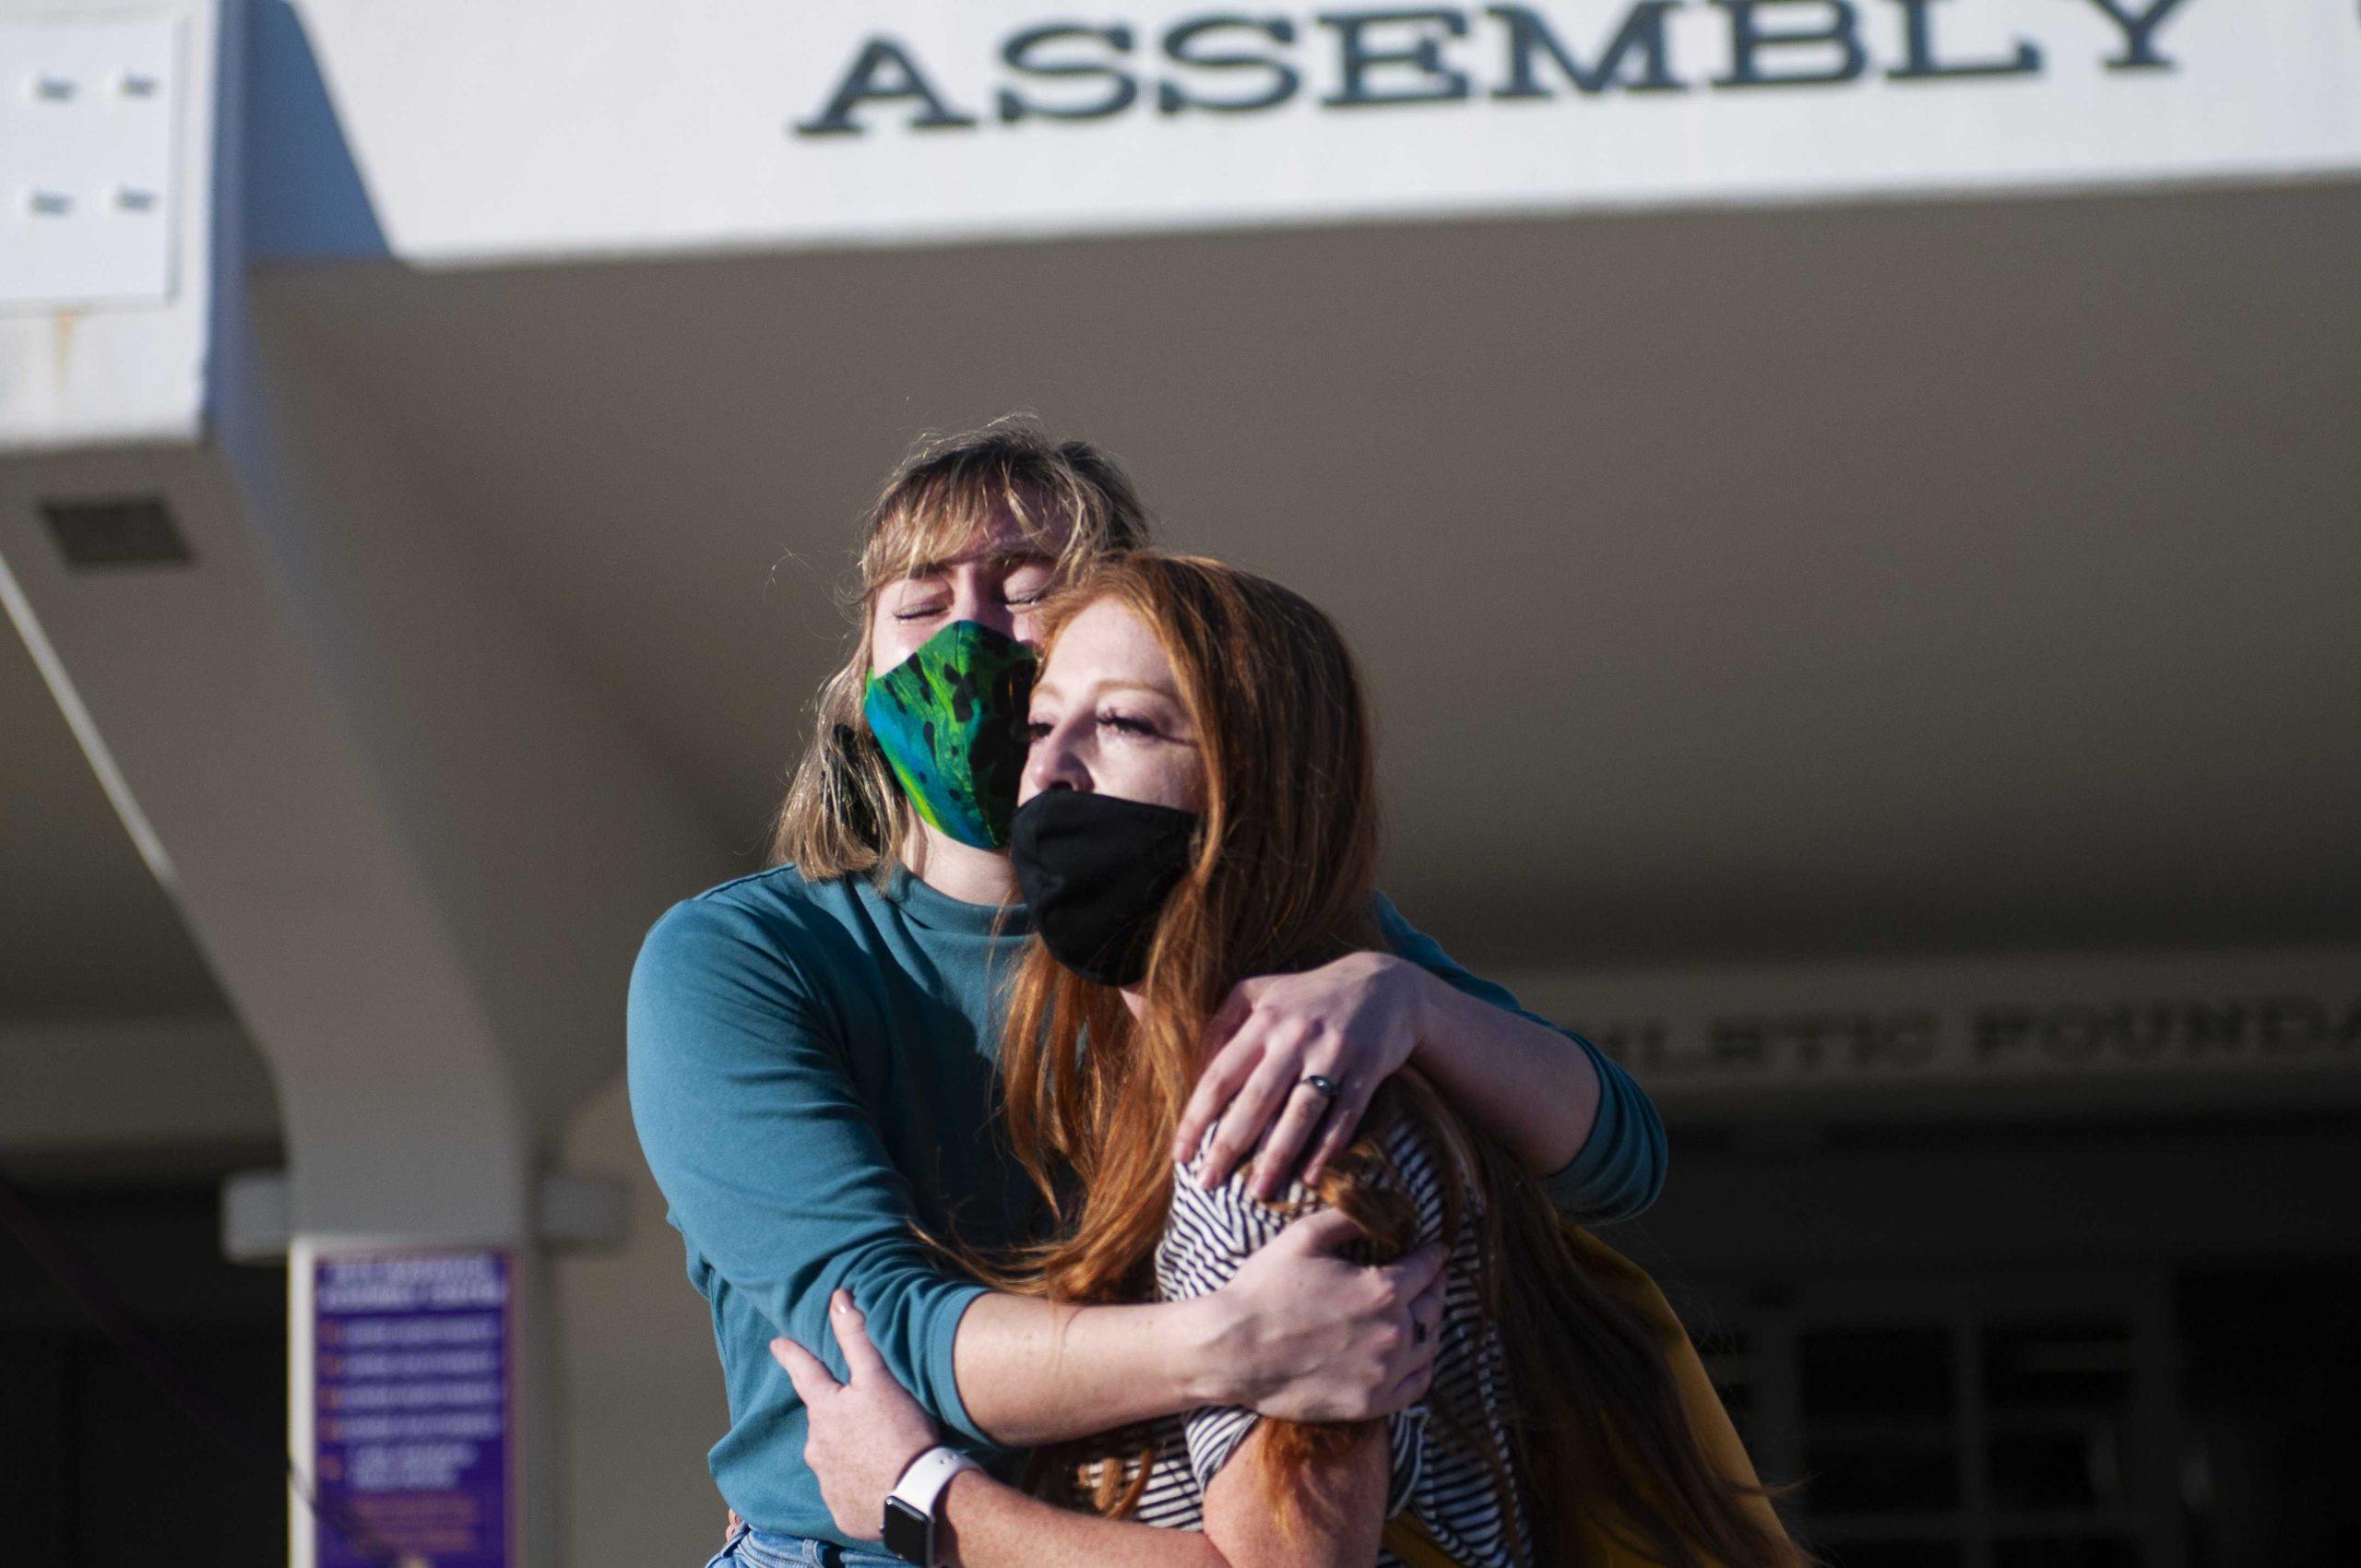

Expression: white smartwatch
xmin=881 ymin=1445 xmax=979 ymax=1566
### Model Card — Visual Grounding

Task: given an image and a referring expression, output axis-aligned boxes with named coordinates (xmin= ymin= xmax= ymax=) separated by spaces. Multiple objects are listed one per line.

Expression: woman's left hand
xmin=769 ymin=1290 xmax=942 ymax=1543
xmin=1173 ymin=950 xmax=1437 ymax=1200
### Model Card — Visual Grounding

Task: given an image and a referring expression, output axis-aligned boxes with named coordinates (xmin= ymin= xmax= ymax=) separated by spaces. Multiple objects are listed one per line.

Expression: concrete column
xmin=2 ymin=3 xmax=725 ymax=1560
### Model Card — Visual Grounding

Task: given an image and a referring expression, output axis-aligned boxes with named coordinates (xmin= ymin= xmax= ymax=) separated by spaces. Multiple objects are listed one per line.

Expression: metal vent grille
xmin=40 ymin=496 xmax=192 ymax=569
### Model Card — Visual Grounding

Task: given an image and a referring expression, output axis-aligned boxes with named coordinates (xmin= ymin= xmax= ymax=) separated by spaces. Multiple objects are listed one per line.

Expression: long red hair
xmin=976 ymin=552 xmax=1802 ymax=1567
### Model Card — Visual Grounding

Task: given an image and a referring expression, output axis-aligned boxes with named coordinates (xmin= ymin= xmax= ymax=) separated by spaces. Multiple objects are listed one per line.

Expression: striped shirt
xmin=1075 ymin=1118 xmax=1533 ymax=1565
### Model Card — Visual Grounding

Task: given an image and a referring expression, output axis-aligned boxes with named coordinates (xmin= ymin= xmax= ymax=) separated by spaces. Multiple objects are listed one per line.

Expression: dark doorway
xmin=0 ymin=1179 xmax=287 ymax=1568
xmin=2177 ymin=1264 xmax=2361 ymax=1568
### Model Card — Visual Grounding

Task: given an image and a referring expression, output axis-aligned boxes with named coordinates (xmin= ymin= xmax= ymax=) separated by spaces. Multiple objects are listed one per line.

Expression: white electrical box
xmin=1 ymin=13 xmax=182 ymax=311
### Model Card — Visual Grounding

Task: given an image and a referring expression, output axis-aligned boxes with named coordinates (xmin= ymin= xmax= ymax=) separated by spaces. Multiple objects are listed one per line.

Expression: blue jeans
xmin=704 ymin=1519 xmax=906 ymax=1568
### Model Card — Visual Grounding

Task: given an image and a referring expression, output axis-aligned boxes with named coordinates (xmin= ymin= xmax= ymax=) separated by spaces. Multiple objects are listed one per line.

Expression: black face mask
xmin=1009 ymin=790 xmax=1201 ymax=988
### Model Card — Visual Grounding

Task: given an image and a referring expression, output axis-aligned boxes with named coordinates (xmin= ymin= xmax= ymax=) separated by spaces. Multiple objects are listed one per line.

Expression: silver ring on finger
xmin=1300 ymin=1073 xmax=1344 ymax=1099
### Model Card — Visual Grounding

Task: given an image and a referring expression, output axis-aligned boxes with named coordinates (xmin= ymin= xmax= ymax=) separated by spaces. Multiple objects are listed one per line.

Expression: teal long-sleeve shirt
xmin=624 ymin=863 xmax=1665 ymax=1544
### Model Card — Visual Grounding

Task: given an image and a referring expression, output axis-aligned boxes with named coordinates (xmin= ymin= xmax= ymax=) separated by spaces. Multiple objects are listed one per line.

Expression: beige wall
xmin=555 ymin=1068 xmax=733 ymax=1568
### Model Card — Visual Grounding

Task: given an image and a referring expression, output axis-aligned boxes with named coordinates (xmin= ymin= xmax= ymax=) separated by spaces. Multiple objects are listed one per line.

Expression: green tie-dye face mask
xmin=862 ymin=621 xmax=1038 ymax=850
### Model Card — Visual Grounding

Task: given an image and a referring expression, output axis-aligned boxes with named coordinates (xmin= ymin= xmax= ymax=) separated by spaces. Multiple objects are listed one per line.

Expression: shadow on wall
xmin=245 ymin=0 xmax=392 ymax=262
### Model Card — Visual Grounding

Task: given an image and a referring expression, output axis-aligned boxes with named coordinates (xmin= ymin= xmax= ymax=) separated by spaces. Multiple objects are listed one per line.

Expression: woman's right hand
xmin=770 ymin=1292 xmax=942 ymax=1545
xmin=1190 ymin=1208 xmax=1445 ymax=1421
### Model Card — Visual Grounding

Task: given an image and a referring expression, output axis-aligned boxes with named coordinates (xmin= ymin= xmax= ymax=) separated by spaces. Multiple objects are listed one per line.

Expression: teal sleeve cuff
xmin=1369 ymin=891 xmax=1668 ymax=1220
xmin=923 ymin=1282 xmax=997 ymax=1448
xmin=1538 ymin=1031 xmax=1667 ymax=1223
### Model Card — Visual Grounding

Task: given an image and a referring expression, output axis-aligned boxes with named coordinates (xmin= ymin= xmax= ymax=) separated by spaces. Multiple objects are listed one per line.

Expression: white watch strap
xmin=889 ymin=1445 xmax=979 ymax=1523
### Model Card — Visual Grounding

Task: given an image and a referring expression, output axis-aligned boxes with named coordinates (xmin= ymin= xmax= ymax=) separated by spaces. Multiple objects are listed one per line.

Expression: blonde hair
xmin=768 ymin=415 xmax=1152 ymax=880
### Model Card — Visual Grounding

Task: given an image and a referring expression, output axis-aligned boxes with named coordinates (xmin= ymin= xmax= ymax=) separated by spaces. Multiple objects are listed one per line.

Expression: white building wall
xmin=256 ymin=0 xmax=2361 ymax=267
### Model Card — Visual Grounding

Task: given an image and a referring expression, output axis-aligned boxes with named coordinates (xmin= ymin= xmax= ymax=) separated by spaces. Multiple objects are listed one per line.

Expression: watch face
xmin=882 ymin=1497 xmax=932 ymax=1564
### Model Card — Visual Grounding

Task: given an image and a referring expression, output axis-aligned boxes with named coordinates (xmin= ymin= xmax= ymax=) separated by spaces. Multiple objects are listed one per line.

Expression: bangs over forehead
xmin=773 ymin=414 xmax=1152 ymax=882
xmin=860 ymin=464 xmax=1109 ymax=598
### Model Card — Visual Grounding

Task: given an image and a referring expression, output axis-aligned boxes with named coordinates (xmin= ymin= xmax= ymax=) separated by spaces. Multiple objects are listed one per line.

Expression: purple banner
xmin=314 ymin=1250 xmax=514 ymax=1567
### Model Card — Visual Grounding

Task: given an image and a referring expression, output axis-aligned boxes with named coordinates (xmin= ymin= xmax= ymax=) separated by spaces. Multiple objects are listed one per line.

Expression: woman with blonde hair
xmin=776 ymin=552 xmax=1802 ymax=1568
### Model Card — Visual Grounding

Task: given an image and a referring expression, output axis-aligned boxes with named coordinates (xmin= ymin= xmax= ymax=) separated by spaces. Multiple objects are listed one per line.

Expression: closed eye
xmin=1099 ymin=713 xmax=1157 ymax=737
xmin=1002 ymin=564 xmax=1055 ymax=605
